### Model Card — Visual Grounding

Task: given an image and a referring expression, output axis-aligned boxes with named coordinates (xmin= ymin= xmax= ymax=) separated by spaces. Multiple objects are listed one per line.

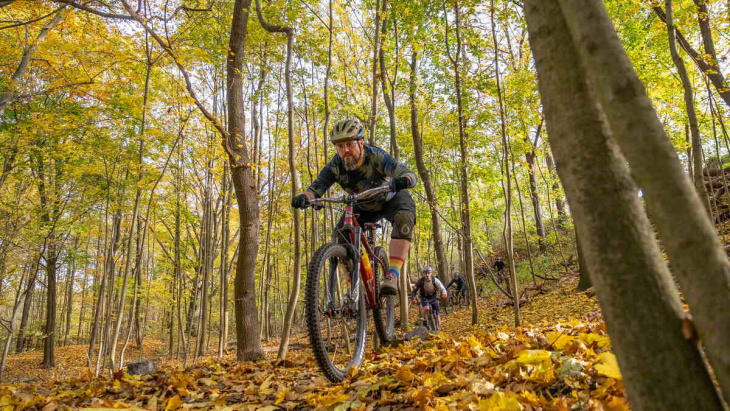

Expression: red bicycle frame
xmin=343 ymin=204 xmax=383 ymax=309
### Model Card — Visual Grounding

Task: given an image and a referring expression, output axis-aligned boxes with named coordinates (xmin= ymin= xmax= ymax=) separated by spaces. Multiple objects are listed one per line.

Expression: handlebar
xmin=307 ymin=184 xmax=392 ymax=208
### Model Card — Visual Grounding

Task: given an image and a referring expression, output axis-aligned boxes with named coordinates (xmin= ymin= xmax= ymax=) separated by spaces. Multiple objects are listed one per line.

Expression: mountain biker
xmin=493 ymin=256 xmax=506 ymax=282
xmin=411 ymin=266 xmax=448 ymax=329
xmin=291 ymin=118 xmax=417 ymax=296
xmin=446 ymin=272 xmax=467 ymax=301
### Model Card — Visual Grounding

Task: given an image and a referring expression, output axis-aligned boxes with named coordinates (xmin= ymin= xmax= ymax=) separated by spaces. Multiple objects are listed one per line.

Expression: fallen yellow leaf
xmin=546 ymin=332 xmax=574 ymax=350
xmin=395 ymin=365 xmax=415 ymax=383
xmin=165 ymin=395 xmax=183 ymax=411
xmin=579 ymin=333 xmax=611 ymax=349
xmin=471 ymin=392 xmax=523 ymax=411
xmin=595 ymin=352 xmax=622 ymax=380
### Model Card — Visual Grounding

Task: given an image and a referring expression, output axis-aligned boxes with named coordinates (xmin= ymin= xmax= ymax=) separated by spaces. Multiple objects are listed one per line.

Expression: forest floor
xmin=0 ymin=273 xmax=630 ymax=410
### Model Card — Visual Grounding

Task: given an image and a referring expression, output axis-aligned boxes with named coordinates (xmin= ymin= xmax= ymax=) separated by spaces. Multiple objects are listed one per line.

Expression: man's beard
xmin=343 ymin=152 xmax=361 ymax=171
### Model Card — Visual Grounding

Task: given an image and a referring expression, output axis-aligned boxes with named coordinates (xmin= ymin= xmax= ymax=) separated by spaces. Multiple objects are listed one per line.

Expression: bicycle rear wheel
xmin=305 ymin=243 xmax=367 ymax=382
xmin=442 ymin=294 xmax=453 ymax=314
xmin=372 ymin=246 xmax=399 ymax=344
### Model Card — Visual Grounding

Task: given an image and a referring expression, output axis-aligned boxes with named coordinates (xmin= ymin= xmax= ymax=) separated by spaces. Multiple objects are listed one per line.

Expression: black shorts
xmin=420 ymin=295 xmax=441 ymax=315
xmin=334 ymin=189 xmax=416 ymax=240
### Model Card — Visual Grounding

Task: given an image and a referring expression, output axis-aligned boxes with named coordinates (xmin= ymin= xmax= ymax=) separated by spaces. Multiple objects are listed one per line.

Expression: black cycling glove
xmin=291 ymin=193 xmax=309 ymax=209
xmin=390 ymin=176 xmax=411 ymax=192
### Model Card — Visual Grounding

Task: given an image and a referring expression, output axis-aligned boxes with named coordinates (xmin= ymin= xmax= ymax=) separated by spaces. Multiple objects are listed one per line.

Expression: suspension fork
xmin=325 ymin=204 xmax=362 ymax=315
xmin=343 ymin=205 xmax=362 ymax=312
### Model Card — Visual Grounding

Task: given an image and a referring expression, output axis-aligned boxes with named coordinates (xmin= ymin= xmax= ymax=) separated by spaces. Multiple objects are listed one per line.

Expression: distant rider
xmin=446 ymin=272 xmax=468 ymax=302
xmin=492 ymin=256 xmax=506 ymax=283
xmin=411 ymin=266 xmax=448 ymax=330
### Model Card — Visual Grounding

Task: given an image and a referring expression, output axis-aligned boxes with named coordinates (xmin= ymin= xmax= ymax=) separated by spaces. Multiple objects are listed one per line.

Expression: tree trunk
xmin=368 ymin=0 xmax=382 ymax=145
xmin=218 ymin=164 xmax=231 ymax=358
xmin=663 ymin=0 xmax=711 ymax=217
xmin=197 ymin=136 xmax=216 ymax=358
xmin=446 ymin=0 xmax=478 ymax=326
xmin=0 ymin=268 xmax=29 ymax=380
xmin=63 ymin=240 xmax=77 ymax=346
xmin=228 ymin=0 xmax=264 ymax=361
xmin=491 ymin=0 xmax=520 ymax=324
xmin=42 ymin=239 xmax=57 ymax=368
xmin=109 ymin=188 xmax=141 ymax=370
xmin=545 ymin=153 xmax=566 ymax=222
xmin=251 ymin=0 xmax=299 ymax=361
xmin=380 ymin=0 xmax=399 ymax=160
xmin=526 ymin=123 xmax=546 ymax=252
xmin=16 ymin=259 xmax=37 ymax=353
xmin=575 ymin=227 xmax=592 ymax=291
xmin=36 ymin=151 xmax=61 ymax=369
xmin=511 ymin=149 xmax=537 ymax=286
xmin=525 ymin=1 xmax=724 ymax=408
xmin=558 ymin=0 xmax=730 ymax=401
xmin=409 ymin=52 xmax=449 ymax=290
xmin=651 ymin=5 xmax=730 ymax=108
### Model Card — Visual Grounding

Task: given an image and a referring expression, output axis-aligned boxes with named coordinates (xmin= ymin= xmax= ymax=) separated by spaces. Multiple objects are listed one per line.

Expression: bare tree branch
xmin=52 ymin=0 xmax=135 ymax=20
xmin=0 ymin=8 xmax=66 ymax=115
xmin=653 ymin=6 xmax=730 ymax=108
xmin=116 ymin=0 xmax=246 ymax=167
xmin=0 ymin=7 xmax=64 ymax=30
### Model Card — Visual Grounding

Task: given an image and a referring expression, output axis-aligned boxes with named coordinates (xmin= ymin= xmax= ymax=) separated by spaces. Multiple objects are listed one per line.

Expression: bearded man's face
xmin=335 ymin=140 xmax=363 ymax=171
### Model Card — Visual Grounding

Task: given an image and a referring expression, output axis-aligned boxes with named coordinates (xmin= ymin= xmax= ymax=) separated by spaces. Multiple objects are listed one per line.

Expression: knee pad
xmin=391 ymin=210 xmax=415 ymax=240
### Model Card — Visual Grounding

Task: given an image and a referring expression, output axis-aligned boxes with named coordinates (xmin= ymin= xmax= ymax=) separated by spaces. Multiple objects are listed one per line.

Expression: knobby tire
xmin=305 ymin=243 xmax=367 ymax=382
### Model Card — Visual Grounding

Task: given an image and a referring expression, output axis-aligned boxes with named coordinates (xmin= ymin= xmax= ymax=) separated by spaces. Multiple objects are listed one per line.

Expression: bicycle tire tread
xmin=305 ymin=243 xmax=365 ymax=382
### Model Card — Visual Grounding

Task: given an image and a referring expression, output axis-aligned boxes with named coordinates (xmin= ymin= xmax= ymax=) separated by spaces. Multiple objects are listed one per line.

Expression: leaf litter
xmin=0 ymin=276 xmax=631 ymax=410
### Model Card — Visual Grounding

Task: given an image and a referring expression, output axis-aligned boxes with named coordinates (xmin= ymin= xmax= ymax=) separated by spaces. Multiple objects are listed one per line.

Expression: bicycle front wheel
xmin=426 ymin=310 xmax=439 ymax=333
xmin=305 ymin=243 xmax=367 ymax=382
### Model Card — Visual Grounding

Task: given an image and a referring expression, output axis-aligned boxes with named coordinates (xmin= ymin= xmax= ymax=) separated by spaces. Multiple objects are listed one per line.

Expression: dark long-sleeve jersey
xmin=306 ymin=144 xmax=418 ymax=211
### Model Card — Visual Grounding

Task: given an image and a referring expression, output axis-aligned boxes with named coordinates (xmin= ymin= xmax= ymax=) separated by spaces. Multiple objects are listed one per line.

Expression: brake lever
xmin=307 ymin=200 xmax=324 ymax=210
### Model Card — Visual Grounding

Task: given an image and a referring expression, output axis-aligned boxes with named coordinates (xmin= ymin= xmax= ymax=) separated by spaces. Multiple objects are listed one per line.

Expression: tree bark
xmin=368 ymin=0 xmax=382 ymax=145
xmin=63 ymin=238 xmax=78 ymax=346
xmin=558 ymin=0 xmax=730 ymax=401
xmin=218 ymin=164 xmax=230 ymax=358
xmin=526 ymin=123 xmax=546 ymax=252
xmin=379 ymin=0 xmax=399 ymax=160
xmin=491 ymin=0 xmax=519 ymax=324
xmin=446 ymin=0 xmax=478 ymax=326
xmin=16 ymin=259 xmax=37 ymax=353
xmin=42 ymin=213 xmax=58 ymax=368
xmin=545 ymin=152 xmax=566 ymax=222
xmin=525 ymin=1 xmax=724 ymax=408
xmin=109 ymin=188 xmax=141 ymax=370
xmin=409 ymin=52 xmax=449 ymax=292
xmin=575 ymin=227 xmax=592 ymax=291
xmin=663 ymin=0 xmax=711 ymax=216
xmin=228 ymin=0 xmax=265 ymax=361
xmin=251 ymin=0 xmax=299 ymax=361
xmin=0 ymin=267 xmax=30 ymax=380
